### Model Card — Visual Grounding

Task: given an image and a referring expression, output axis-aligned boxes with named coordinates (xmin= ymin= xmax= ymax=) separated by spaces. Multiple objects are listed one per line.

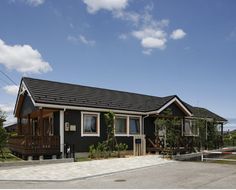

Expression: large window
xmin=81 ymin=112 xmax=100 ymax=136
xmin=114 ymin=115 xmax=141 ymax=136
xmin=184 ymin=119 xmax=199 ymax=136
xmin=115 ymin=116 xmax=127 ymax=135
xmin=129 ymin=117 xmax=140 ymax=134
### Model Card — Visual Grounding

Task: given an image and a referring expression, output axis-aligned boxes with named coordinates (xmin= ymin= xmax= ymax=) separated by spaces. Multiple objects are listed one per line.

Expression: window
xmin=115 ymin=116 xmax=127 ymax=135
xmin=129 ymin=117 xmax=140 ymax=134
xmin=114 ymin=115 xmax=141 ymax=136
xmin=81 ymin=112 xmax=100 ymax=136
xmin=184 ymin=119 xmax=199 ymax=136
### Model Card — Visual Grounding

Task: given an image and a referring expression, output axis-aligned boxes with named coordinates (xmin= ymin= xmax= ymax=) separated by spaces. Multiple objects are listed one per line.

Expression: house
xmin=4 ymin=123 xmax=17 ymax=133
xmin=8 ymin=77 xmax=227 ymax=159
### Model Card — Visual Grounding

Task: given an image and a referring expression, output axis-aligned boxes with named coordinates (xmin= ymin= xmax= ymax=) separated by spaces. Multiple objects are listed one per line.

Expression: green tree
xmin=0 ymin=109 xmax=8 ymax=159
xmin=154 ymin=109 xmax=181 ymax=152
xmin=104 ymin=111 xmax=117 ymax=152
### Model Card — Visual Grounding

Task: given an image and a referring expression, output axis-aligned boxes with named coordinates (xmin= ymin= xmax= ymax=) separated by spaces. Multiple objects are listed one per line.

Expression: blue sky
xmin=0 ymin=0 xmax=236 ymax=130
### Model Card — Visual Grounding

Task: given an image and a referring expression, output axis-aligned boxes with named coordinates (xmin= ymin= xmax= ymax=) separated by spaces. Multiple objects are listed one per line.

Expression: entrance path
xmin=0 ymin=155 xmax=173 ymax=181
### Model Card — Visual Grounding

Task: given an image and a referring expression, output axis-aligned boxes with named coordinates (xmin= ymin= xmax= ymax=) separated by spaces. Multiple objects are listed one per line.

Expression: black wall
xmin=62 ymin=110 xmax=133 ymax=152
xmin=20 ymin=94 xmax=36 ymax=117
xmin=160 ymin=102 xmax=186 ymax=117
xmin=144 ymin=102 xmax=187 ymax=139
xmin=144 ymin=116 xmax=156 ymax=139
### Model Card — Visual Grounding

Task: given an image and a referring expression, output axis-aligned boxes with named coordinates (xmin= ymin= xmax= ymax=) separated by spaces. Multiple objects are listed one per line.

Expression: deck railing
xmin=8 ymin=135 xmax=60 ymax=156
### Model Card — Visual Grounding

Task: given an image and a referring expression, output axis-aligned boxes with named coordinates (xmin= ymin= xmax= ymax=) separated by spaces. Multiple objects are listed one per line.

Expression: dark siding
xmin=116 ymin=137 xmax=133 ymax=150
xmin=144 ymin=117 xmax=155 ymax=139
xmin=19 ymin=94 xmax=36 ymax=117
xmin=160 ymin=102 xmax=186 ymax=117
xmin=53 ymin=111 xmax=60 ymax=136
xmin=63 ymin=110 xmax=133 ymax=152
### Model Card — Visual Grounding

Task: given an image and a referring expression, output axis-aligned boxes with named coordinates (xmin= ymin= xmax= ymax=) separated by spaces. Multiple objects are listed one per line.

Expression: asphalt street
xmin=0 ymin=161 xmax=236 ymax=189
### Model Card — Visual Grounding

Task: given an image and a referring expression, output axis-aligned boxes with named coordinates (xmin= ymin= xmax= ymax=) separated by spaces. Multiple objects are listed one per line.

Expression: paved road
xmin=0 ymin=161 xmax=236 ymax=188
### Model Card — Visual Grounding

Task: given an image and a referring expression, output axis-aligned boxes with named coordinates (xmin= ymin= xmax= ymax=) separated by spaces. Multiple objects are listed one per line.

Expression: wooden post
xmin=28 ymin=114 xmax=31 ymax=135
xmin=221 ymin=123 xmax=224 ymax=147
xmin=39 ymin=109 xmax=44 ymax=136
xmin=17 ymin=118 xmax=22 ymax=135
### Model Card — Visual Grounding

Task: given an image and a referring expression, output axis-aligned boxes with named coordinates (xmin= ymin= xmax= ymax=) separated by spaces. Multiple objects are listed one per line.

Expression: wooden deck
xmin=8 ymin=135 xmax=60 ymax=156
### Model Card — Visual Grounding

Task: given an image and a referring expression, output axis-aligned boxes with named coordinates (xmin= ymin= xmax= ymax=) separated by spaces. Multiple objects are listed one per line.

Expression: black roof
xmin=22 ymin=77 xmax=227 ymax=122
xmin=22 ymin=77 xmax=175 ymax=112
xmin=190 ymin=106 xmax=227 ymax=122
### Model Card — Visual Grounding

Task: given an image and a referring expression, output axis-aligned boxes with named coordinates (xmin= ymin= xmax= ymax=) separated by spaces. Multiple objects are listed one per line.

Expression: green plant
xmin=115 ymin=143 xmax=128 ymax=157
xmin=89 ymin=111 xmax=128 ymax=159
xmin=154 ymin=109 xmax=182 ymax=152
xmin=88 ymin=142 xmax=109 ymax=159
xmin=104 ymin=111 xmax=116 ymax=152
xmin=88 ymin=144 xmax=96 ymax=158
xmin=0 ymin=126 xmax=8 ymax=159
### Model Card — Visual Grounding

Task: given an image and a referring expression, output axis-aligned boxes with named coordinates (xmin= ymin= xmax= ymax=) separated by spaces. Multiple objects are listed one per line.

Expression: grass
xmin=0 ymin=148 xmax=22 ymax=162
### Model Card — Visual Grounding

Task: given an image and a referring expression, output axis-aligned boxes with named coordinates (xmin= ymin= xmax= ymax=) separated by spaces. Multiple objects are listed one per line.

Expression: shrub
xmin=116 ymin=143 xmax=128 ymax=158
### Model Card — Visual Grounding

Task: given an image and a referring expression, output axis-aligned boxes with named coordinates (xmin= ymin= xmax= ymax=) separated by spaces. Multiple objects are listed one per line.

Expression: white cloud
xmin=0 ymin=103 xmax=14 ymax=113
xmin=3 ymin=85 xmax=19 ymax=95
xmin=141 ymin=37 xmax=166 ymax=49
xmin=132 ymin=28 xmax=166 ymax=40
xmin=0 ymin=103 xmax=16 ymax=126
xmin=67 ymin=35 xmax=95 ymax=46
xmin=25 ymin=0 xmax=44 ymax=6
xmin=10 ymin=0 xmax=45 ymax=7
xmin=170 ymin=29 xmax=186 ymax=40
xmin=113 ymin=10 xmax=140 ymax=25
xmin=83 ymin=0 xmax=128 ymax=14
xmin=0 ymin=39 xmax=52 ymax=74
xmin=79 ymin=35 xmax=96 ymax=46
xmin=82 ymin=1 xmax=186 ymax=55
xmin=131 ymin=22 xmax=168 ymax=51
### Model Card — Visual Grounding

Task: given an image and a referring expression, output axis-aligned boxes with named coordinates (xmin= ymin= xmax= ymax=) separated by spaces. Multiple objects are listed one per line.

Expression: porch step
xmin=0 ymin=158 xmax=74 ymax=168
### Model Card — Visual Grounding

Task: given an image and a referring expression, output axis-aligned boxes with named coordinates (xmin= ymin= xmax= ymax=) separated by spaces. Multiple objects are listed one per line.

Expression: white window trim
xmin=81 ymin=111 xmax=100 ymax=137
xmin=184 ymin=119 xmax=199 ymax=137
xmin=114 ymin=114 xmax=142 ymax=137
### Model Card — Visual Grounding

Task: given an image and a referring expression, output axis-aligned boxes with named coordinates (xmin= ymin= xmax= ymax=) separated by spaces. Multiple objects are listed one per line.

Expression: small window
xmin=115 ymin=116 xmax=127 ymax=135
xmin=81 ymin=112 xmax=100 ymax=136
xmin=129 ymin=117 xmax=140 ymax=134
xmin=185 ymin=119 xmax=199 ymax=136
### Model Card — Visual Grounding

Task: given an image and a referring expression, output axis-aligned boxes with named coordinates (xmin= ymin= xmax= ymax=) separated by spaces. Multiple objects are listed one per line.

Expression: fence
xmin=201 ymin=148 xmax=236 ymax=162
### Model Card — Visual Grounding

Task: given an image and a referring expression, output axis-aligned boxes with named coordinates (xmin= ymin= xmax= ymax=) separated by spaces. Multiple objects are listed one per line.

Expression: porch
xmin=145 ymin=113 xmax=224 ymax=155
xmin=8 ymin=108 xmax=61 ymax=159
xmin=8 ymin=135 xmax=60 ymax=157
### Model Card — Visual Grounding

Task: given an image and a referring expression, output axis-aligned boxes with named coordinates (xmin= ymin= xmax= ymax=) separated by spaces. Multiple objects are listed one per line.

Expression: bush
xmin=115 ymin=143 xmax=128 ymax=158
xmin=89 ymin=142 xmax=109 ymax=159
xmin=0 ymin=126 xmax=8 ymax=159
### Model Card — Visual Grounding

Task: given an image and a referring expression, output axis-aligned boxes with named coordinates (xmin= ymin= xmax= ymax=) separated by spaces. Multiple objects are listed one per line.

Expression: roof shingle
xmin=22 ymin=77 xmax=227 ymax=122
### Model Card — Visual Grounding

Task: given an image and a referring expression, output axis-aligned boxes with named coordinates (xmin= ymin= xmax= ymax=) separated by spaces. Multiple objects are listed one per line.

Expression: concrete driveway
xmin=0 ymin=155 xmax=172 ymax=181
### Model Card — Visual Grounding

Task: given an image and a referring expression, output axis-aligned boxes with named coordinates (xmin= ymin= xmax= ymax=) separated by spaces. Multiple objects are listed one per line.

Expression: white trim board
xmin=147 ymin=97 xmax=193 ymax=116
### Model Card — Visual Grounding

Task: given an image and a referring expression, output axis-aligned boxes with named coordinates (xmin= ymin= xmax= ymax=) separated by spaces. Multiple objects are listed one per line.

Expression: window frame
xmin=184 ymin=119 xmax=199 ymax=137
xmin=114 ymin=114 xmax=142 ymax=136
xmin=129 ymin=116 xmax=141 ymax=135
xmin=81 ymin=112 xmax=100 ymax=137
xmin=114 ymin=115 xmax=128 ymax=136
